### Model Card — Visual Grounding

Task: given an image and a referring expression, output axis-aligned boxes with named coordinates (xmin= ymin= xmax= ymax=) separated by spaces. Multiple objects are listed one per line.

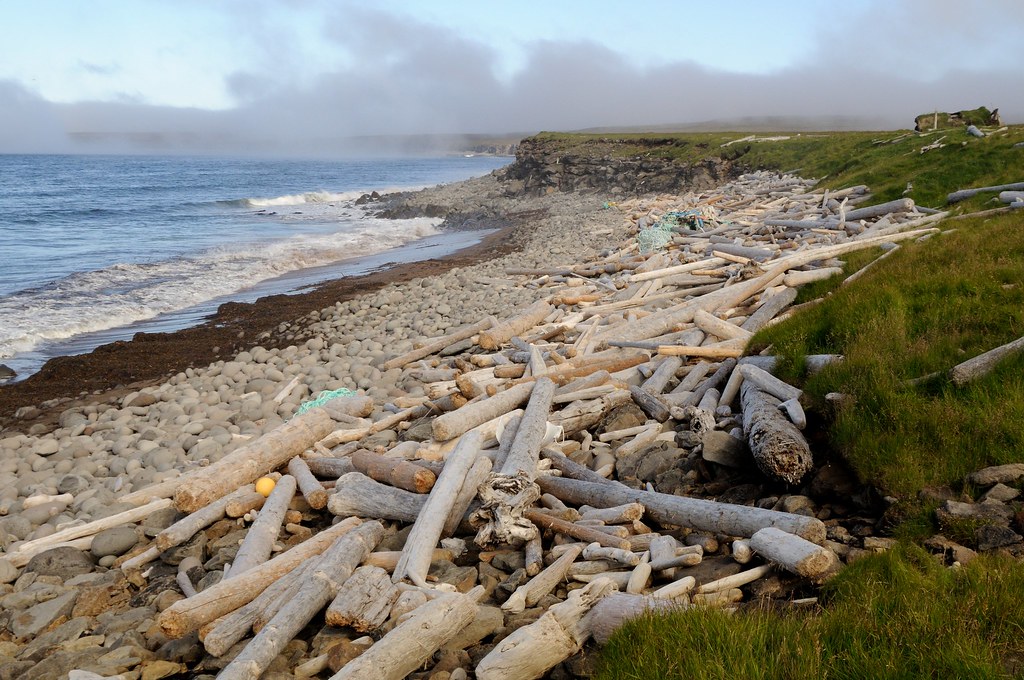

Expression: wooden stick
xmin=656 ymin=344 xmax=744 ymax=358
xmin=393 ymin=431 xmax=482 ymax=587
xmin=738 ymin=363 xmax=802 ymax=402
xmin=158 ymin=517 xmax=362 ymax=639
xmin=225 ymin=490 xmax=266 ymax=518
xmin=331 ymin=586 xmax=484 ymax=680
xmin=382 ymin=318 xmax=492 ymax=370
xmin=218 ymin=521 xmax=385 ymax=680
xmin=524 ymin=509 xmax=631 ymax=550
xmin=228 ymin=476 xmax=296 ymax=578
xmin=696 ymin=563 xmax=773 ymax=593
xmin=694 ymin=309 xmax=753 ymax=342
xmin=287 ymin=457 xmax=329 ymax=509
xmin=350 ymin=450 xmax=437 ymax=493
xmin=174 ymin=407 xmax=339 ymax=513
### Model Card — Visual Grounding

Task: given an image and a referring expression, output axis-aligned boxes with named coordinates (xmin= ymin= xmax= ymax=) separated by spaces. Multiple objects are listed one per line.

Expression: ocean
xmin=0 ymin=154 xmax=510 ymax=380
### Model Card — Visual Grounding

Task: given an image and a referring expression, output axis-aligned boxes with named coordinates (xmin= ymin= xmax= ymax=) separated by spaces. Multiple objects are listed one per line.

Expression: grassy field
xmin=572 ymin=124 xmax=1024 ymax=678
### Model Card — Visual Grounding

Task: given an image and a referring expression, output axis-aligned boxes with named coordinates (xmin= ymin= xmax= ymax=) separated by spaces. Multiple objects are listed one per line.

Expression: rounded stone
xmin=34 ymin=439 xmax=60 ymax=456
xmin=25 ymin=546 xmax=95 ymax=579
xmin=91 ymin=525 xmax=140 ymax=558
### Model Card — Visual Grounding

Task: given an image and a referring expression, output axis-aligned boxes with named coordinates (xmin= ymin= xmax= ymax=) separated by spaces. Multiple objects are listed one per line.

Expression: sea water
xmin=0 ymin=154 xmax=510 ymax=379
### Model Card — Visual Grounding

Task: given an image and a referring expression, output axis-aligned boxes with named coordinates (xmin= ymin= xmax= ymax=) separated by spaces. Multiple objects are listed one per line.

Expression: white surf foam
xmin=0 ymin=216 xmax=442 ymax=359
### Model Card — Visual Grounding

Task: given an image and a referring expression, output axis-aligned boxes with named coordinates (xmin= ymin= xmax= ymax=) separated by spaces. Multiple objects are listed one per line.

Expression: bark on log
xmin=476 ymin=578 xmax=615 ymax=680
xmin=478 ymin=300 xmax=554 ymax=350
xmin=537 ymin=476 xmax=825 ymax=543
xmin=382 ymin=318 xmax=492 ymax=370
xmin=950 ymin=334 xmax=1024 ymax=385
xmin=749 ymin=527 xmax=840 ymax=578
xmin=588 ymin=593 xmax=679 ymax=645
xmin=173 ymin=407 xmax=339 ymax=513
xmin=218 ymin=521 xmax=385 ymax=680
xmin=158 ymin=517 xmax=362 ymax=639
xmin=228 ymin=476 xmax=296 ymax=578
xmin=432 ymin=382 xmax=535 ymax=442
xmin=326 ymin=565 xmax=400 ymax=632
xmin=328 ymin=472 xmax=427 ymax=523
xmin=741 ymin=381 xmax=813 ymax=484
xmin=394 ymin=431 xmax=481 ymax=586
xmin=351 ymin=449 xmax=436 ymax=493
xmin=330 ymin=586 xmax=484 ymax=680
xmin=287 ymin=457 xmax=329 ymax=509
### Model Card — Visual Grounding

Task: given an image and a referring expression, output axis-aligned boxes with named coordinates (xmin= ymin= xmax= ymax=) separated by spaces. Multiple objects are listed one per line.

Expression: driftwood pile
xmin=0 ymin=173 xmax=952 ymax=679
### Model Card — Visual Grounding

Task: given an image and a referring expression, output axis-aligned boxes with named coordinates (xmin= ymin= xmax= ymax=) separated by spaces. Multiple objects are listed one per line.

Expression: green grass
xmin=754 ymin=210 xmax=1024 ymax=497
xmin=533 ymin=125 xmax=1024 ymax=208
xmin=598 ymin=544 xmax=1024 ymax=680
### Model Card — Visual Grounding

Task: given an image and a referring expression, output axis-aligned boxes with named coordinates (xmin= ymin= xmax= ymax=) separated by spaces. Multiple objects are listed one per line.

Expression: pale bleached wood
xmin=478 ymin=300 xmax=554 ymax=350
xmin=950 ymin=334 xmax=1024 ymax=386
xmin=443 ymin=455 xmax=492 ymax=538
xmin=652 ymin=575 xmax=696 ymax=600
xmin=432 ymin=382 xmax=536 ymax=442
xmin=629 ymin=385 xmax=671 ymax=422
xmin=626 ymin=552 xmax=652 ymax=594
xmin=948 ymin=181 xmax=1024 ymax=204
xmin=696 ymin=563 xmax=773 ymax=593
xmin=629 ymin=257 xmax=729 ymax=282
xmin=783 ymin=267 xmax=842 ymax=287
xmin=173 ymin=407 xmax=340 ymax=513
xmin=156 ymin=486 xmax=255 ymax=552
xmin=382 ymin=317 xmax=492 ymax=370
xmin=393 ymin=431 xmax=481 ymax=586
xmin=738 ymin=363 xmax=802 ymax=402
xmin=588 ymin=593 xmax=679 ymax=645
xmin=640 ymin=355 xmax=682 ymax=395
xmin=228 ymin=476 xmax=296 ymax=579
xmin=218 ymin=521 xmax=385 ymax=680
xmin=656 ymin=344 xmax=744 ymax=358
xmin=287 ymin=457 xmax=329 ymax=509
xmin=1 ymin=498 xmax=171 ymax=571
xmin=304 ymin=456 xmax=355 ymax=479
xmin=524 ymin=533 xmax=544 ymax=576
xmin=499 ymin=377 xmax=556 ymax=478
xmin=523 ymin=509 xmax=631 ymax=550
xmin=364 ymin=548 xmax=454 ymax=573
xmin=158 ymin=517 xmax=362 ymax=639
xmin=548 ymin=389 xmax=633 ymax=437
xmin=477 ymin=578 xmax=615 ymax=680
xmin=202 ymin=558 xmax=317 ymax=656
xmin=579 ymin=503 xmax=645 ymax=524
xmin=582 ymin=543 xmax=640 ymax=566
xmin=502 ymin=543 xmax=583 ymax=614
xmin=749 ymin=527 xmax=840 ymax=577
xmin=325 ymin=565 xmax=400 ymax=632
xmin=226 ymin=490 xmax=266 ymax=518
xmin=331 ymin=586 xmax=484 ymax=680
xmin=537 ymin=476 xmax=826 ymax=543
xmin=328 ymin=472 xmax=426 ymax=523
xmin=741 ymin=381 xmax=813 ymax=485
xmin=693 ymin=309 xmax=753 ymax=342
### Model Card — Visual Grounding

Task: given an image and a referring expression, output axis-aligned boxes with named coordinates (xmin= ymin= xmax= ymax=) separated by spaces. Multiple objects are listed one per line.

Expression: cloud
xmin=77 ymin=61 xmax=121 ymax=76
xmin=0 ymin=81 xmax=70 ymax=153
xmin=2 ymin=3 xmax=1022 ymax=155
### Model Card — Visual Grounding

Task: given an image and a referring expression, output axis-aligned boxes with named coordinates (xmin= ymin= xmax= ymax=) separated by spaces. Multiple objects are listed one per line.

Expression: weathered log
xmin=155 ymin=486 xmax=255 ymax=552
xmin=541 ymin=448 xmax=616 ymax=486
xmin=287 ymin=457 xmax=329 ymax=509
xmin=696 ymin=563 xmax=773 ymax=593
xmin=331 ymin=586 xmax=484 ymax=680
xmin=363 ymin=548 xmax=454 ymax=573
xmin=228 ymin=476 xmax=296 ymax=578
xmin=476 ymin=578 xmax=615 ymax=680
xmin=741 ymin=381 xmax=813 ymax=484
xmin=524 ymin=534 xmax=544 ymax=576
xmin=783 ymin=267 xmax=842 ymax=287
xmin=225 ymin=490 xmax=267 ymax=518
xmin=640 ymin=356 xmax=682 ymax=394
xmin=741 ymin=286 xmax=797 ymax=334
xmin=443 ymin=455 xmax=492 ymax=538
xmin=432 ymin=382 xmax=535 ymax=442
xmin=158 ymin=517 xmax=362 ymax=638
xmin=383 ymin=318 xmax=492 ymax=370
xmin=478 ymin=300 xmax=554 ymax=350
xmin=351 ymin=449 xmax=437 ymax=493
xmin=583 ymin=543 xmax=640 ymax=566
xmin=537 ymin=476 xmax=826 ymax=543
xmin=693 ymin=309 xmax=753 ymax=342
xmin=588 ymin=593 xmax=679 ymax=645
xmin=842 ymin=198 xmax=915 ymax=221
xmin=629 ymin=385 xmax=670 ymax=422
xmin=548 ymin=389 xmax=633 ymax=436
xmin=948 ymin=181 xmax=1024 ymax=204
xmin=325 ymin=565 xmax=400 ymax=632
xmin=218 ymin=521 xmax=385 ymax=680
xmin=304 ymin=456 xmax=356 ymax=479
xmin=738 ymin=363 xmax=802 ymax=402
xmin=328 ymin=472 xmax=427 ymax=522
xmin=579 ymin=503 xmax=645 ymax=524
xmin=394 ymin=431 xmax=481 ymax=586
xmin=523 ymin=509 xmax=631 ymax=550
xmin=749 ymin=527 xmax=840 ymax=577
xmin=510 ymin=351 xmax=649 ymax=387
xmin=652 ymin=575 xmax=696 ymax=600
xmin=173 ymin=407 xmax=341 ymax=513
xmin=950 ymin=334 xmax=1024 ymax=385
xmin=202 ymin=559 xmax=316 ymax=656
xmin=503 ymin=543 xmax=583 ymax=614
xmin=682 ymin=358 xmax=735 ymax=408
xmin=656 ymin=344 xmax=744 ymax=358
xmin=500 ymin=377 xmax=557 ymax=479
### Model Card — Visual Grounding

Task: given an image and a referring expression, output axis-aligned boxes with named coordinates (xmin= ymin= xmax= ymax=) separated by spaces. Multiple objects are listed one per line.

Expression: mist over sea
xmin=0 ymin=154 xmax=509 ymax=379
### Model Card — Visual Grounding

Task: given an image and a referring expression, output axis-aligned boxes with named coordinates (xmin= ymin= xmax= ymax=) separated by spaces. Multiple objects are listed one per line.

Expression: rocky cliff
xmin=500 ymin=135 xmax=737 ymax=196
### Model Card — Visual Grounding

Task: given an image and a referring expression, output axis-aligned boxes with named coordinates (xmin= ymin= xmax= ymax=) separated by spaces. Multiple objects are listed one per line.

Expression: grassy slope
xmin=564 ymin=125 xmax=1024 ymax=678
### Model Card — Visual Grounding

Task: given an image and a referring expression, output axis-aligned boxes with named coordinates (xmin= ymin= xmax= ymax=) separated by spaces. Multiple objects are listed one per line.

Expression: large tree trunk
xmin=741 ymin=381 xmax=813 ymax=484
xmin=537 ymin=476 xmax=826 ymax=543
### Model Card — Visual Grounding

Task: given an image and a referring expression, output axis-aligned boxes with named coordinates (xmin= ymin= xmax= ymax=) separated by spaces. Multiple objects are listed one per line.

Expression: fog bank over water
xmin=2 ymin=2 xmax=1021 ymax=156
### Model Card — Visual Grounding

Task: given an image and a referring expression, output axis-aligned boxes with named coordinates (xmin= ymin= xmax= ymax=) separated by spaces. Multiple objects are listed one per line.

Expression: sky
xmin=1 ymin=0 xmax=1022 ymax=155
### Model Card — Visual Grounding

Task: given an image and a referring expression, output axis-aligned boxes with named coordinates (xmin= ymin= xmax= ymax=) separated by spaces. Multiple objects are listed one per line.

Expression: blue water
xmin=0 ymin=154 xmax=510 ymax=378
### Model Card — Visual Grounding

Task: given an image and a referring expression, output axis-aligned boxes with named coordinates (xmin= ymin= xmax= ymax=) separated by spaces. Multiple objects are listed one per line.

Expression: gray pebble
xmin=91 ymin=525 xmax=140 ymax=558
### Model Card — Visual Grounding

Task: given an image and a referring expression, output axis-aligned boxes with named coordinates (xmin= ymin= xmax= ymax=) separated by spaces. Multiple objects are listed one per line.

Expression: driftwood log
xmin=741 ymin=381 xmax=813 ymax=484
xmin=328 ymin=472 xmax=427 ymax=523
xmin=228 ymin=475 xmax=296 ymax=578
xmin=749 ymin=527 xmax=840 ymax=578
xmin=325 ymin=565 xmax=400 ymax=632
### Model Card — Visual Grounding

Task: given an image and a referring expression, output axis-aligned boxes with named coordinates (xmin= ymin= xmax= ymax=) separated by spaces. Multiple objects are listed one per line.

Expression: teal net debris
xmin=294 ymin=388 xmax=356 ymax=416
xmin=638 ymin=208 xmax=716 ymax=254
xmin=637 ymin=223 xmax=674 ymax=253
